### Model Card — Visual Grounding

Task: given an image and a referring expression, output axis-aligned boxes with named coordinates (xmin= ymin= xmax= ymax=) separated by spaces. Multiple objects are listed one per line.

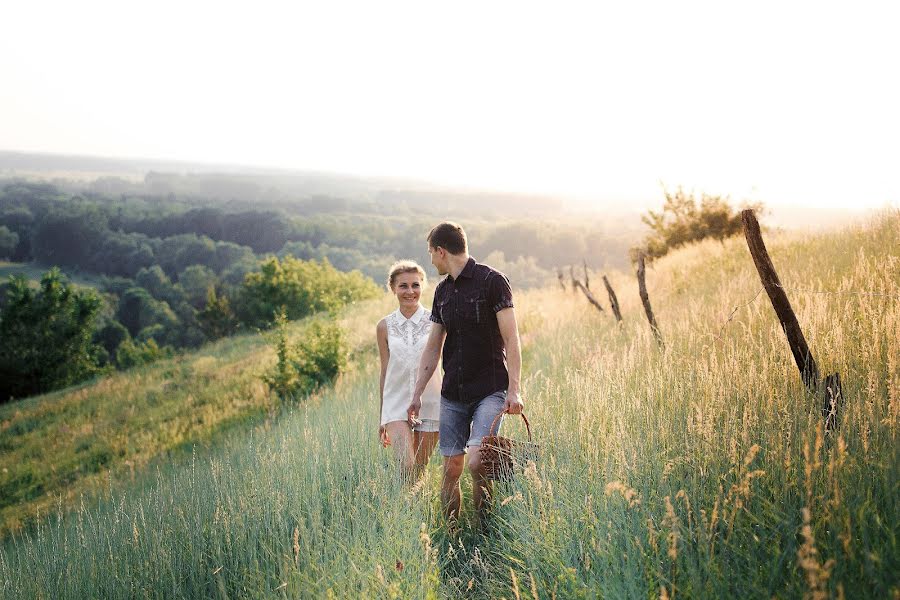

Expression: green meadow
xmin=1 ymin=212 xmax=897 ymax=598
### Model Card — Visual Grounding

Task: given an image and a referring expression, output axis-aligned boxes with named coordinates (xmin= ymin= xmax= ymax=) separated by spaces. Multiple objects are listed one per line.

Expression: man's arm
xmin=497 ymin=307 xmax=524 ymax=414
xmin=408 ymin=323 xmax=445 ymax=423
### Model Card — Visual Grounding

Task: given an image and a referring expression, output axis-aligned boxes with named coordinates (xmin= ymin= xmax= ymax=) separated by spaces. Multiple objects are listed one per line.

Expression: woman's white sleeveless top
xmin=381 ymin=305 xmax=441 ymax=425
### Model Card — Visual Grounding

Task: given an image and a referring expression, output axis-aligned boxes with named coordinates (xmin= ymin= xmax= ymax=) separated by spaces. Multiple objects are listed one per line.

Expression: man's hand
xmin=407 ymin=396 xmax=423 ymax=427
xmin=504 ymin=390 xmax=524 ymax=415
xmin=379 ymin=425 xmax=390 ymax=447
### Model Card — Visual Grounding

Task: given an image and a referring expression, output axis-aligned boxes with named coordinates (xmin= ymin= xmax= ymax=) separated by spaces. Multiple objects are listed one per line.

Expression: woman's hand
xmin=379 ymin=425 xmax=390 ymax=447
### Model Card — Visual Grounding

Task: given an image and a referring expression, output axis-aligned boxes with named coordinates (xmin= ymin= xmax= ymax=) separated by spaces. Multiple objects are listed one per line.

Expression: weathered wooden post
xmin=573 ymin=278 xmax=605 ymax=314
xmin=741 ymin=209 xmax=844 ymax=431
xmin=583 ymin=259 xmax=590 ymax=290
xmin=602 ymin=275 xmax=622 ymax=322
xmin=636 ymin=252 xmax=663 ymax=346
xmin=557 ymin=268 xmax=566 ymax=292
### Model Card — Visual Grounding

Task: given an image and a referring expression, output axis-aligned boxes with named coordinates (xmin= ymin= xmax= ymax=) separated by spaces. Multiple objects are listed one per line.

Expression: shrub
xmin=115 ymin=337 xmax=173 ymax=370
xmin=263 ymin=311 xmax=348 ymax=402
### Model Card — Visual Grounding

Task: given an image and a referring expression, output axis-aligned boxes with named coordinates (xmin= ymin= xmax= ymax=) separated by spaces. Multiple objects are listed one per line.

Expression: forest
xmin=0 ymin=175 xmax=640 ymax=401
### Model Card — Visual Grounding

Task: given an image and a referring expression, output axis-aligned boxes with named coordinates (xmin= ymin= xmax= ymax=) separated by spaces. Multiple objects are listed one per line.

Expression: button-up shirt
xmin=430 ymin=257 xmax=514 ymax=403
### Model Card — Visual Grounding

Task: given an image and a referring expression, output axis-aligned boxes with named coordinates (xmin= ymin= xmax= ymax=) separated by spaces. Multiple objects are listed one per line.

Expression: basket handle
xmin=488 ymin=409 xmax=533 ymax=442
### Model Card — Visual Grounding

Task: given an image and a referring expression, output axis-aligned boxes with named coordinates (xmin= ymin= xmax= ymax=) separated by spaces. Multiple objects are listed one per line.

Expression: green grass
xmin=0 ymin=212 xmax=898 ymax=598
xmin=0 ymin=300 xmax=389 ymax=538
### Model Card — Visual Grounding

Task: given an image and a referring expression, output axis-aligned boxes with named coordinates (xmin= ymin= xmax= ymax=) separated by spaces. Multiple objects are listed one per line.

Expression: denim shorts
xmin=439 ymin=390 xmax=507 ymax=456
xmin=414 ymin=418 xmax=439 ymax=433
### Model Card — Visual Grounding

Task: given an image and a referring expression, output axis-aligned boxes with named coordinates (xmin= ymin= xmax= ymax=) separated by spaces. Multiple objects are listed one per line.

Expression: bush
xmin=263 ymin=312 xmax=348 ymax=402
xmin=115 ymin=337 xmax=173 ymax=370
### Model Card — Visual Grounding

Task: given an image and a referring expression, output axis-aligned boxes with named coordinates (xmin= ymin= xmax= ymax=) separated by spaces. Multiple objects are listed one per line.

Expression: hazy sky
xmin=2 ymin=1 xmax=898 ymax=210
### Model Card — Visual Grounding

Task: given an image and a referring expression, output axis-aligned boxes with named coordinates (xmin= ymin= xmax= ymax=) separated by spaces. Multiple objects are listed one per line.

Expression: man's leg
xmin=465 ymin=391 xmax=507 ymax=520
xmin=438 ymin=397 xmax=472 ymax=525
xmin=442 ymin=454 xmax=465 ymax=522
xmin=467 ymin=445 xmax=492 ymax=516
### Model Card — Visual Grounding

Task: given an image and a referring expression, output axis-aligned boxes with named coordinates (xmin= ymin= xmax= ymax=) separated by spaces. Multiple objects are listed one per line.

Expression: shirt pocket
xmin=435 ymin=297 xmax=450 ymax=325
xmin=461 ymin=289 xmax=488 ymax=324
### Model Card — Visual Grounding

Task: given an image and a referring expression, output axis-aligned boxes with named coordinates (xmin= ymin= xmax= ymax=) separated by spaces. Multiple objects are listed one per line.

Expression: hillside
xmin=0 ymin=211 xmax=897 ymax=598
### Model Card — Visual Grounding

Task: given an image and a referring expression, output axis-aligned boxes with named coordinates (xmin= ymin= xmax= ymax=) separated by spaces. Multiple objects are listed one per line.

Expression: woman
xmin=376 ymin=260 xmax=441 ymax=480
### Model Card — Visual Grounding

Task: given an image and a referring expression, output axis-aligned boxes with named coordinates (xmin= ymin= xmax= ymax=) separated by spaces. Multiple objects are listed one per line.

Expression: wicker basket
xmin=480 ymin=410 xmax=539 ymax=481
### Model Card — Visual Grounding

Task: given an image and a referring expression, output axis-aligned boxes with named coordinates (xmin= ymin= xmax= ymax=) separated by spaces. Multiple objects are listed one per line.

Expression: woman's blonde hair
xmin=387 ymin=260 xmax=427 ymax=290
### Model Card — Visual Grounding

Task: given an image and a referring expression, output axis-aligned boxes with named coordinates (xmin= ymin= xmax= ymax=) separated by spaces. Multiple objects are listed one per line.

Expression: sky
xmin=2 ymin=0 xmax=899 ymax=212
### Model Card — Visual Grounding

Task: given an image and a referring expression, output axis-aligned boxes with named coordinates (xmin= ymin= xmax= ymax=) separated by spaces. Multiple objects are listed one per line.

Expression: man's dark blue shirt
xmin=430 ymin=257 xmax=514 ymax=403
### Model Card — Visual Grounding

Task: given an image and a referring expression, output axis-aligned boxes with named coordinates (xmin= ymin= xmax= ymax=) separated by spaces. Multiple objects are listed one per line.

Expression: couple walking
xmin=376 ymin=221 xmax=524 ymax=524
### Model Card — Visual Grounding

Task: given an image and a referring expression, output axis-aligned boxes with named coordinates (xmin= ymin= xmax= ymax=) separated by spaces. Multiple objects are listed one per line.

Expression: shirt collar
xmin=456 ymin=257 xmax=477 ymax=280
xmin=400 ymin=305 xmax=426 ymax=324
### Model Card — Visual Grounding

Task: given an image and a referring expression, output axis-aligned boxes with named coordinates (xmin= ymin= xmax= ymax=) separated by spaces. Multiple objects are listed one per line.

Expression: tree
xmin=635 ymin=188 xmax=763 ymax=261
xmin=31 ymin=204 xmax=108 ymax=268
xmin=0 ymin=226 xmax=18 ymax=259
xmin=89 ymin=231 xmax=156 ymax=277
xmin=93 ymin=319 xmax=130 ymax=358
xmin=197 ymin=286 xmax=239 ymax=340
xmin=135 ymin=266 xmax=182 ymax=306
xmin=0 ymin=269 xmax=104 ymax=401
xmin=236 ymin=255 xmax=379 ymax=329
xmin=115 ymin=287 xmax=179 ymax=339
xmin=177 ymin=265 xmax=217 ymax=308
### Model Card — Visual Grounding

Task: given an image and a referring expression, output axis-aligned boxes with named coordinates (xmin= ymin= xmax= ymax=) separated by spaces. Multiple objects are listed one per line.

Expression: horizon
xmin=2 ymin=1 xmax=898 ymax=214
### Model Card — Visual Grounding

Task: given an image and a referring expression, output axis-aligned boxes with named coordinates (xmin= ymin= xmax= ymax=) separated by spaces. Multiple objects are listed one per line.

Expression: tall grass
xmin=1 ymin=212 xmax=897 ymax=598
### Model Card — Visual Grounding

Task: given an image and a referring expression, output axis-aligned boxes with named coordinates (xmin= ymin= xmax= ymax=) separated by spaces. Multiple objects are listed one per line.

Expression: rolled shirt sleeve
xmin=430 ymin=287 xmax=444 ymax=325
xmin=489 ymin=272 xmax=514 ymax=313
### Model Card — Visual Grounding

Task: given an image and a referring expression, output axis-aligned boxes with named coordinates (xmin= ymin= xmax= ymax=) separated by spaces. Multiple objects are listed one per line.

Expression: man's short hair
xmin=426 ymin=222 xmax=467 ymax=255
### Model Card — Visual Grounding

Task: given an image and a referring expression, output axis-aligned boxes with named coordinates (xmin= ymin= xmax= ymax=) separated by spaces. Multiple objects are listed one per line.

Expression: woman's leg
xmin=384 ymin=421 xmax=415 ymax=481
xmin=413 ymin=431 xmax=439 ymax=470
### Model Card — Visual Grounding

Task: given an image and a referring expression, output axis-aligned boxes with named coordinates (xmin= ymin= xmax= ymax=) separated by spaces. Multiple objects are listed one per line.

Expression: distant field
xmin=0 ymin=212 xmax=897 ymax=598
xmin=0 ymin=262 xmax=103 ymax=289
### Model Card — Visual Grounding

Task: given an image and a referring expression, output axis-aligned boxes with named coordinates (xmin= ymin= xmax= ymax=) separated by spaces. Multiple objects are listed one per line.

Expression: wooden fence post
xmin=573 ymin=278 xmax=605 ymax=314
xmin=557 ymin=268 xmax=566 ymax=292
xmin=636 ymin=252 xmax=663 ymax=346
xmin=741 ymin=209 xmax=844 ymax=431
xmin=583 ymin=259 xmax=590 ymax=290
xmin=603 ymin=275 xmax=622 ymax=322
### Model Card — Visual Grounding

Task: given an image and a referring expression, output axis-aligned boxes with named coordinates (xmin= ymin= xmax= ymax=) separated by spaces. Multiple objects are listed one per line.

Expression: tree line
xmin=0 ymin=178 xmax=644 ymax=402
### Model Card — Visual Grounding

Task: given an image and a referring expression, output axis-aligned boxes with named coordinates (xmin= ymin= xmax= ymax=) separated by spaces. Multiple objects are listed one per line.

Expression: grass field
xmin=0 ymin=212 xmax=897 ymax=598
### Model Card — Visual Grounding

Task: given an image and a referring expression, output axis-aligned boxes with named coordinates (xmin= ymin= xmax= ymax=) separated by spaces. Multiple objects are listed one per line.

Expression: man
xmin=408 ymin=221 xmax=524 ymax=525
